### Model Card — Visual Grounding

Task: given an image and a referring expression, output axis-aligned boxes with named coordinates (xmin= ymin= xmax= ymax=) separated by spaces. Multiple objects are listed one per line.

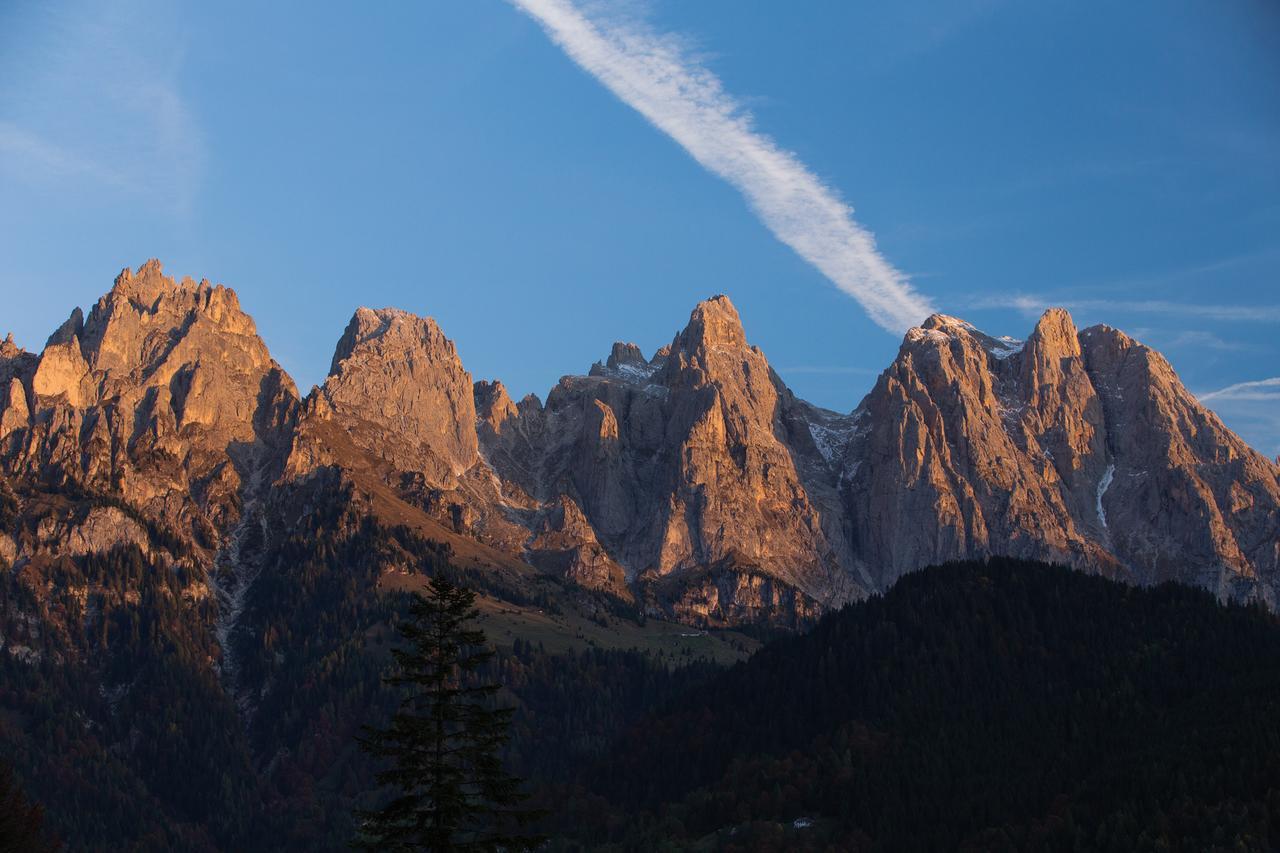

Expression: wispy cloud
xmin=775 ymin=365 xmax=880 ymax=375
xmin=1198 ymin=377 xmax=1280 ymax=458
xmin=973 ymin=248 xmax=1280 ymax=306
xmin=509 ymin=0 xmax=934 ymax=333
xmin=1199 ymin=377 xmax=1280 ymax=403
xmin=0 ymin=2 xmax=204 ymax=213
xmin=0 ymin=123 xmax=133 ymax=187
xmin=976 ymin=294 xmax=1280 ymax=324
xmin=1165 ymin=330 xmax=1255 ymax=353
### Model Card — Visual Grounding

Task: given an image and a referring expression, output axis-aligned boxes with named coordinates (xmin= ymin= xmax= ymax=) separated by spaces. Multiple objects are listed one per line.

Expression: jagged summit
xmin=677 ymin=293 xmax=747 ymax=350
xmin=919 ymin=312 xmax=976 ymax=332
xmin=589 ymin=342 xmax=660 ymax=384
xmin=606 ymin=342 xmax=646 ymax=368
xmin=318 ymin=305 xmax=477 ymax=482
xmin=1025 ymin=307 xmax=1082 ymax=357
xmin=100 ymin=260 xmax=254 ymax=338
xmin=3 ymin=263 xmax=1278 ymax=633
xmin=328 ymin=306 xmax=455 ymax=377
xmin=44 ymin=307 xmax=84 ymax=347
xmin=0 ymin=261 xmax=298 ymax=604
xmin=848 ymin=304 xmax=1280 ymax=601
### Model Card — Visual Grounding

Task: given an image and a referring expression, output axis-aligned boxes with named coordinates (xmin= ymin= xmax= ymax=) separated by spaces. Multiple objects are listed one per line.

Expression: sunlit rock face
xmin=2 ymin=260 xmax=298 ymax=542
xmin=281 ymin=304 xmax=528 ymax=558
xmin=317 ymin=307 xmax=480 ymax=485
xmin=1077 ymin=324 xmax=1280 ymax=599
xmin=4 ymin=262 xmax=1278 ymax=631
xmin=841 ymin=309 xmax=1280 ymax=606
xmin=479 ymin=294 xmax=864 ymax=615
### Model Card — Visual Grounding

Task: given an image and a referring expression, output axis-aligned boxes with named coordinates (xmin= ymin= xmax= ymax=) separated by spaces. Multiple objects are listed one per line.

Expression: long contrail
xmin=509 ymin=0 xmax=934 ymax=333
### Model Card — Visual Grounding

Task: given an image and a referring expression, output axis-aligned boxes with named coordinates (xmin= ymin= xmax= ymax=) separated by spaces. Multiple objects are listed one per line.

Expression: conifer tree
xmin=0 ymin=761 xmax=58 ymax=853
xmin=353 ymin=576 xmax=541 ymax=852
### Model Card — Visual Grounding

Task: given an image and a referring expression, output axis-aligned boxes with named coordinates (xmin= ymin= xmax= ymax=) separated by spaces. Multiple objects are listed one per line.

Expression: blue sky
xmin=1 ymin=1 xmax=1278 ymax=455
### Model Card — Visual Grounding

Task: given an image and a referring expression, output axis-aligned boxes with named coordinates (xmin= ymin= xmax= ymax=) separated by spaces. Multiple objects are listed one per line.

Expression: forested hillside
xmin=0 ymin=489 xmax=726 ymax=852
xmin=7 ymin=523 xmax=1280 ymax=851
xmin=554 ymin=559 xmax=1280 ymax=851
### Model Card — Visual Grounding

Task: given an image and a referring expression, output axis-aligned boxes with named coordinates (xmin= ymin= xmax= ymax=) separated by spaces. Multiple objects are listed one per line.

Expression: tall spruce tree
xmin=353 ymin=576 xmax=540 ymax=852
xmin=0 ymin=761 xmax=58 ymax=853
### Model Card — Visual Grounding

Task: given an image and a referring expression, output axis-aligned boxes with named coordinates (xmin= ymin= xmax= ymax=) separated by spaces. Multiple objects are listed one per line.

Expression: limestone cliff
xmin=319 ymin=307 xmax=478 ymax=484
xmin=478 ymin=295 xmax=861 ymax=615
xmin=4 ymin=262 xmax=1278 ymax=635
xmin=841 ymin=310 xmax=1280 ymax=605
xmin=1 ymin=260 xmax=297 ymax=542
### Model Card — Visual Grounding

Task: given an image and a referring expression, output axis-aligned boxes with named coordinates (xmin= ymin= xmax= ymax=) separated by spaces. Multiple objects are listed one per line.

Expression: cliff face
xmin=843 ymin=310 xmax=1280 ymax=605
xmin=843 ymin=311 xmax=1116 ymax=588
xmin=319 ymin=307 xmax=479 ymax=484
xmin=2 ymin=262 xmax=1278 ymax=636
xmin=280 ymin=305 xmax=529 ymax=564
xmin=476 ymin=295 xmax=861 ymax=614
xmin=1078 ymin=324 xmax=1280 ymax=598
xmin=1 ymin=261 xmax=297 ymax=549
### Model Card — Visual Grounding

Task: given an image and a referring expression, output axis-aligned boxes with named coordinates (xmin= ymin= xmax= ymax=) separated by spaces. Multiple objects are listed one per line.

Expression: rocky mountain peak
xmin=6 ymin=264 xmax=1280 ymax=641
xmin=0 ymin=335 xmax=34 ymax=440
xmin=2 ymin=262 xmax=300 ymax=574
xmin=474 ymin=379 xmax=518 ymax=435
xmin=657 ymin=294 xmax=765 ymax=393
xmin=76 ymin=260 xmax=266 ymax=385
xmin=45 ymin=308 xmax=85 ymax=347
xmin=1078 ymin=323 xmax=1138 ymax=362
xmin=589 ymin=342 xmax=660 ymax=383
xmin=103 ymin=259 xmax=248 ymax=327
xmin=1025 ymin=308 xmax=1082 ymax=359
xmin=109 ymin=258 xmax=157 ymax=295
xmin=328 ymin=306 xmax=455 ymax=377
xmin=677 ymin=294 xmax=747 ymax=351
xmin=902 ymin=318 xmax=966 ymax=352
xmin=606 ymin=342 xmax=646 ymax=370
xmin=319 ymin=306 xmax=478 ymax=483
xmin=919 ymin=313 xmax=976 ymax=334
xmin=847 ymin=307 xmax=1280 ymax=603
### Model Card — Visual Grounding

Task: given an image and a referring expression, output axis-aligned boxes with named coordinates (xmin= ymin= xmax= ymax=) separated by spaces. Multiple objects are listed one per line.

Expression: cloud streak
xmin=1165 ymin=330 xmax=1255 ymax=352
xmin=1198 ymin=377 xmax=1280 ymax=457
xmin=978 ymin=295 xmax=1280 ymax=323
xmin=509 ymin=0 xmax=934 ymax=333
xmin=1199 ymin=377 xmax=1280 ymax=403
xmin=0 ymin=2 xmax=204 ymax=214
xmin=775 ymin=365 xmax=880 ymax=376
xmin=0 ymin=122 xmax=132 ymax=187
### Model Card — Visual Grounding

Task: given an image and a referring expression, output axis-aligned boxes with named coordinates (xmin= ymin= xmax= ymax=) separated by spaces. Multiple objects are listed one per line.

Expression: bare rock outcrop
xmin=641 ymin=555 xmax=823 ymax=630
xmin=841 ymin=309 xmax=1280 ymax=605
xmin=1 ymin=260 xmax=299 ymax=563
xmin=283 ymin=306 xmax=530 ymax=558
xmin=5 ymin=261 xmax=1277 ymax=633
xmin=843 ymin=312 xmax=1117 ymax=587
xmin=319 ymin=308 xmax=478 ymax=485
xmin=1079 ymin=324 xmax=1280 ymax=600
xmin=526 ymin=494 xmax=630 ymax=599
xmin=480 ymin=295 xmax=858 ymax=615
xmin=0 ymin=335 xmax=35 ymax=441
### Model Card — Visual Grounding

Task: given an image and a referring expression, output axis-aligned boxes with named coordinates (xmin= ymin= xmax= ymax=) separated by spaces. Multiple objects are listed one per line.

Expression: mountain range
xmin=4 ymin=260 xmax=1280 ymax=850
xmin=2 ymin=260 xmax=1278 ymax=638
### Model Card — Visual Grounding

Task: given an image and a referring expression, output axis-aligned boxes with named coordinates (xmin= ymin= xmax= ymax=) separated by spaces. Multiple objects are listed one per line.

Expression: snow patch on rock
xmin=802 ymin=408 xmax=867 ymax=466
xmin=610 ymin=361 xmax=658 ymax=383
xmin=1096 ymin=463 xmax=1115 ymax=529
xmin=807 ymin=421 xmax=852 ymax=463
xmin=990 ymin=336 xmax=1025 ymax=359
